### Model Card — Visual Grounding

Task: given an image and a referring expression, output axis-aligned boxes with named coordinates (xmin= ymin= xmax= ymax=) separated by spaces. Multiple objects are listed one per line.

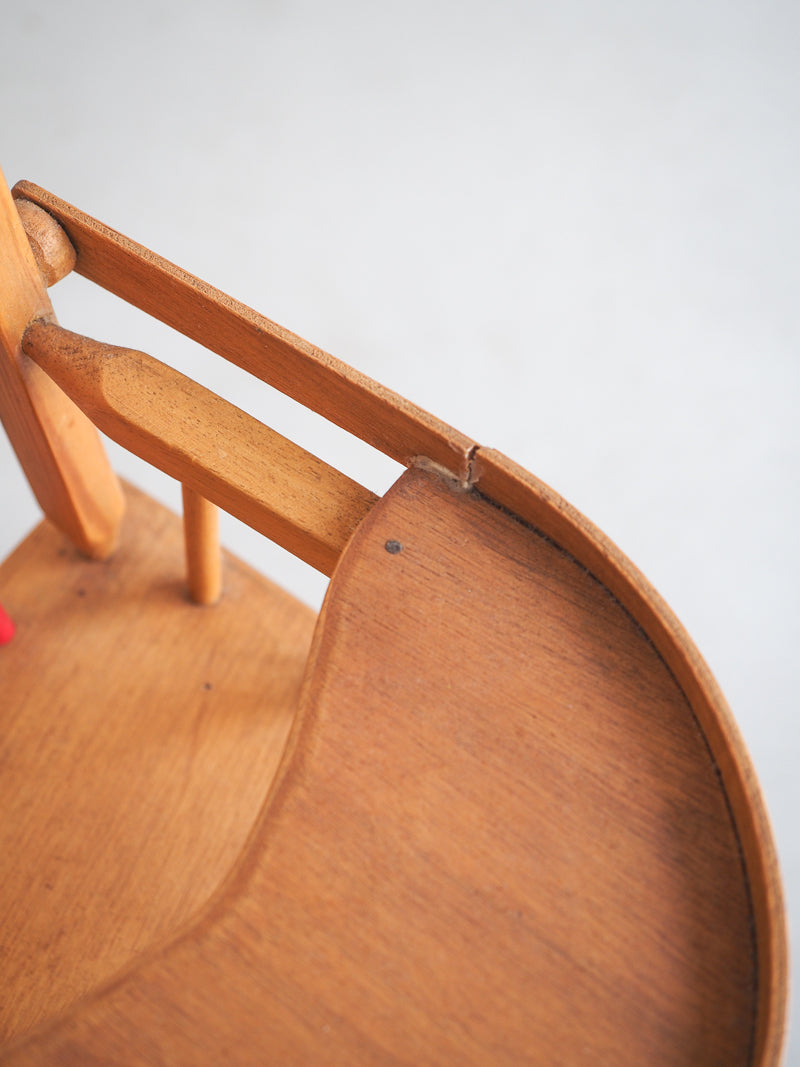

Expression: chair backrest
xmin=2 ymin=168 xmax=475 ymax=602
xmin=0 ymin=167 xmax=788 ymax=1067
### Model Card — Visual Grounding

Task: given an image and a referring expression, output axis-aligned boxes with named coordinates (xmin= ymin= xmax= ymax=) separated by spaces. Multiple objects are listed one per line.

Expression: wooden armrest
xmin=13 ymin=181 xmax=477 ymax=480
xmin=22 ymin=321 xmax=378 ymax=576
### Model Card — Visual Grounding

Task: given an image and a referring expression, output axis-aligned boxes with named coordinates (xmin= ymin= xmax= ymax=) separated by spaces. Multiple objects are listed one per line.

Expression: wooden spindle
xmin=182 ymin=485 xmax=222 ymax=606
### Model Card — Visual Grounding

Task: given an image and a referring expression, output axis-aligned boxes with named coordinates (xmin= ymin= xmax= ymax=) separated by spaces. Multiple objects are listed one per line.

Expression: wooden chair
xmin=0 ymin=167 xmax=787 ymax=1065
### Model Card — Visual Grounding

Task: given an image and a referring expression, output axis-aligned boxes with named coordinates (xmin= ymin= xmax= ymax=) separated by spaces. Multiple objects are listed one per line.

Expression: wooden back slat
xmin=22 ymin=321 xmax=378 ymax=576
xmin=13 ymin=181 xmax=477 ymax=481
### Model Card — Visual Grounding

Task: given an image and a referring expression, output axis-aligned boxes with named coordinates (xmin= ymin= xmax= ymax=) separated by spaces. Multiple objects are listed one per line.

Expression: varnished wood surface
xmin=181 ymin=484 xmax=222 ymax=605
xmin=13 ymin=199 xmax=76 ymax=288
xmin=0 ymin=169 xmax=122 ymax=559
xmin=21 ymin=321 xmax=379 ymax=576
xmin=0 ymin=483 xmax=316 ymax=1045
xmin=12 ymin=181 xmax=476 ymax=480
xmin=471 ymin=448 xmax=787 ymax=1067
xmin=2 ymin=465 xmax=774 ymax=1064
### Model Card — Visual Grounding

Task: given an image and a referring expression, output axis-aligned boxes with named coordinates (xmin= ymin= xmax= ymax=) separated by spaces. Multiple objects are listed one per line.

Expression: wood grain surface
xmin=11 ymin=181 xmax=476 ymax=480
xmin=181 ymin=484 xmax=222 ymax=605
xmin=13 ymin=199 xmax=76 ymax=288
xmin=1 ymin=178 xmax=785 ymax=1064
xmin=0 ymin=170 xmax=122 ymax=558
xmin=0 ymin=483 xmax=316 ymax=1045
xmin=1 ymin=465 xmax=773 ymax=1064
xmin=471 ymin=447 xmax=788 ymax=1067
xmin=21 ymin=321 xmax=379 ymax=576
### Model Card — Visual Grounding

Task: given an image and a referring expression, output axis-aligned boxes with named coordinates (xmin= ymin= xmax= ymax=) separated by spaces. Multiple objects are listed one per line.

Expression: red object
xmin=0 ymin=602 xmax=15 ymax=645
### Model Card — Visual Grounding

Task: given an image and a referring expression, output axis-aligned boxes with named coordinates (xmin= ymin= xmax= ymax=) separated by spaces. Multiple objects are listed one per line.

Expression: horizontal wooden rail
xmin=21 ymin=321 xmax=378 ymax=576
xmin=13 ymin=181 xmax=477 ymax=481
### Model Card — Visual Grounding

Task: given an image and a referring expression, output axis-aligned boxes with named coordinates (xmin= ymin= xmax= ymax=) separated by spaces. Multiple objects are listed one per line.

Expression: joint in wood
xmin=15 ymin=199 xmax=76 ymax=287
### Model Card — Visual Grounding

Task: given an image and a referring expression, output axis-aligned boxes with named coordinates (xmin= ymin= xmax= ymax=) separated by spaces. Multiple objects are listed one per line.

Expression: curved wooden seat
xmin=1 ymin=464 xmax=785 ymax=1064
xmin=0 ymin=170 xmax=786 ymax=1063
xmin=0 ymin=484 xmax=315 ymax=1044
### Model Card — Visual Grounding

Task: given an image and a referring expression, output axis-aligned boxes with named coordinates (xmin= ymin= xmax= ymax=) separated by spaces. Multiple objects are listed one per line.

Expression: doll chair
xmin=0 ymin=168 xmax=787 ymax=1065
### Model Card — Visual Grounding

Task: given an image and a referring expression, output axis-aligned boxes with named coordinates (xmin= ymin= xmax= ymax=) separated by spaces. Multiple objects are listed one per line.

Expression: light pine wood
xmin=0 ymin=169 xmax=123 ymax=559
xmin=0 ymin=464 xmax=783 ymax=1065
xmin=182 ymin=485 xmax=222 ymax=605
xmin=0 ymin=482 xmax=316 ymax=1045
xmin=12 ymin=181 xmax=477 ymax=480
xmin=14 ymin=198 xmax=76 ymax=287
xmin=21 ymin=321 xmax=378 ymax=576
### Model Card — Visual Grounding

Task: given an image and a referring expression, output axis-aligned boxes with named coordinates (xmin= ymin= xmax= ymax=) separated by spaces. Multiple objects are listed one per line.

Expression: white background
xmin=2 ymin=1 xmax=798 ymax=1058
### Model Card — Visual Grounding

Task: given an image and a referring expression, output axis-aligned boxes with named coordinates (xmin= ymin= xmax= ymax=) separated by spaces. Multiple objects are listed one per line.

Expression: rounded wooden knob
xmin=15 ymin=198 xmax=76 ymax=287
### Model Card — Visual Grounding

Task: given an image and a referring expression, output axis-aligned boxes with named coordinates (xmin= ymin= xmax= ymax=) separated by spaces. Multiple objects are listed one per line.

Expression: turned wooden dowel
xmin=13 ymin=180 xmax=477 ymax=481
xmin=15 ymin=199 xmax=76 ymax=287
xmin=182 ymin=485 xmax=222 ymax=605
